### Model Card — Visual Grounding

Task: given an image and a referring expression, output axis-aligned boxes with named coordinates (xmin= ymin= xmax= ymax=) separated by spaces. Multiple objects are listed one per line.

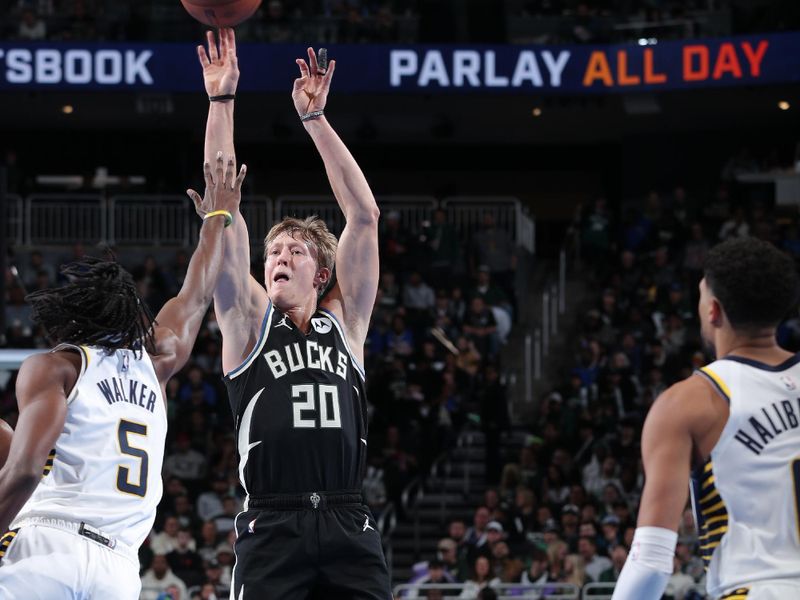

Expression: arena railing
xmin=108 ymin=195 xmax=192 ymax=246
xmin=25 ymin=194 xmax=106 ymax=246
xmin=441 ymin=196 xmax=533 ymax=252
xmin=275 ymin=195 xmax=438 ymax=238
xmin=3 ymin=194 xmax=23 ymax=247
xmin=13 ymin=194 xmax=535 ymax=251
xmin=393 ymin=582 xmax=580 ymax=599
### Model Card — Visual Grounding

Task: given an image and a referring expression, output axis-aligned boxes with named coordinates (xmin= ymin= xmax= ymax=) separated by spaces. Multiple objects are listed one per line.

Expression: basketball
xmin=180 ymin=0 xmax=262 ymax=27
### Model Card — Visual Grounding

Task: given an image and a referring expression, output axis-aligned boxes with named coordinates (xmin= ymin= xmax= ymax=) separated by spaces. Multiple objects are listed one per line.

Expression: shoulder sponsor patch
xmin=311 ymin=317 xmax=332 ymax=334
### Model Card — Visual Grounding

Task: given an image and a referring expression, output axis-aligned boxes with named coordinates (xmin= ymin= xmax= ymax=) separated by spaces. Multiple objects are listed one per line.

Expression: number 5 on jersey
xmin=117 ymin=419 xmax=149 ymax=497
xmin=292 ymin=384 xmax=341 ymax=428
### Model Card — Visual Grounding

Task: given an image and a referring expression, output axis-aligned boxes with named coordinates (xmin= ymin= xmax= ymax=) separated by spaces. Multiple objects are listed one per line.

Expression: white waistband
xmin=12 ymin=516 xmax=138 ymax=563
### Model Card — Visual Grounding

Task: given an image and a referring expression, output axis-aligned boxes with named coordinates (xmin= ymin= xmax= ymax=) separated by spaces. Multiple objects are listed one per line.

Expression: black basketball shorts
xmin=229 ymin=491 xmax=391 ymax=600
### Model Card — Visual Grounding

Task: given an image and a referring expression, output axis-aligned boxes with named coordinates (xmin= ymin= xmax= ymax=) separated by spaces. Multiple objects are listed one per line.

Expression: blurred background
xmin=2 ymin=1 xmax=800 ymax=599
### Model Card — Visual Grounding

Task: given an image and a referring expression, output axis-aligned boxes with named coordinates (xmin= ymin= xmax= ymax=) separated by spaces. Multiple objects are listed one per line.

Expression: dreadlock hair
xmin=25 ymin=257 xmax=156 ymax=357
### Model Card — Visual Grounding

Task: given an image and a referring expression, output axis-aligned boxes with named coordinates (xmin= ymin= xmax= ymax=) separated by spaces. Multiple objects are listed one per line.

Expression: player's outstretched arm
xmin=197 ymin=27 xmax=268 ymax=374
xmin=0 ymin=353 xmax=75 ymax=533
xmin=153 ymin=154 xmax=246 ymax=383
xmin=293 ymin=48 xmax=380 ymax=349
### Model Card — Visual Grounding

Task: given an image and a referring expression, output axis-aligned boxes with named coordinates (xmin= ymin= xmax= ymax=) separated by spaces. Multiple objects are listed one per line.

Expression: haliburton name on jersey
xmin=262 ymin=340 xmax=352 ymax=381
xmin=733 ymin=397 xmax=800 ymax=455
xmin=96 ymin=377 xmax=158 ymax=413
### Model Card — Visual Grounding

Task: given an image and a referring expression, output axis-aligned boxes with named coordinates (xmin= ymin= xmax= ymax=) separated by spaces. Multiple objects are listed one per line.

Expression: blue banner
xmin=1 ymin=33 xmax=799 ymax=93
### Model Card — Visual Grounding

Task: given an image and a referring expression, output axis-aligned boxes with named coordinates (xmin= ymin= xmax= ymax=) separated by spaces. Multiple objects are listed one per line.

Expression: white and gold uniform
xmin=693 ymin=355 xmax=800 ymax=600
xmin=0 ymin=344 xmax=166 ymax=599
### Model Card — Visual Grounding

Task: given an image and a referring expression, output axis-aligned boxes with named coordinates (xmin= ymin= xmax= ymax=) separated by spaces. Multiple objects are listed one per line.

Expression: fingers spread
xmin=296 ymin=58 xmax=310 ymax=79
xmin=225 ymin=157 xmax=235 ymax=187
xmin=207 ymin=30 xmax=219 ymax=62
xmin=228 ymin=28 xmax=237 ymax=54
xmin=235 ymin=164 xmax=247 ymax=189
xmin=186 ymin=188 xmax=202 ymax=206
xmin=322 ymin=59 xmax=336 ymax=89
xmin=307 ymin=47 xmax=318 ymax=74
xmin=214 ymin=151 xmax=225 ymax=183
xmin=203 ymin=160 xmax=214 ymax=186
xmin=197 ymin=45 xmax=211 ymax=68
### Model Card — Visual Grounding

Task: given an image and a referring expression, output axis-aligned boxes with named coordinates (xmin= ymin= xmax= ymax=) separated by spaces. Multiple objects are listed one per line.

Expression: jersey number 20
xmin=292 ymin=384 xmax=342 ymax=428
xmin=117 ymin=420 xmax=148 ymax=497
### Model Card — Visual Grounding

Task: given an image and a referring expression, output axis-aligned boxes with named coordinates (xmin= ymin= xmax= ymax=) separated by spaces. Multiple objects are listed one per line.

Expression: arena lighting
xmin=61 ymin=104 xmax=74 ymax=114
xmin=532 ymin=107 xmax=543 ymax=117
xmin=778 ymin=101 xmax=791 ymax=110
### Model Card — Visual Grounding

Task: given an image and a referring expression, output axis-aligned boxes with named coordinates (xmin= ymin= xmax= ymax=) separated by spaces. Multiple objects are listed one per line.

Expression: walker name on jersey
xmin=263 ymin=341 xmax=349 ymax=380
xmin=96 ymin=377 xmax=158 ymax=413
xmin=734 ymin=398 xmax=800 ymax=455
xmin=0 ymin=48 xmax=153 ymax=85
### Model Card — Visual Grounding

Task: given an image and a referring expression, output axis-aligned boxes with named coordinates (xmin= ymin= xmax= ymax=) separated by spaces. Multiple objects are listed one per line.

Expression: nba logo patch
xmin=311 ymin=317 xmax=332 ymax=334
xmin=780 ymin=375 xmax=797 ymax=391
xmin=248 ymin=519 xmax=256 ymax=534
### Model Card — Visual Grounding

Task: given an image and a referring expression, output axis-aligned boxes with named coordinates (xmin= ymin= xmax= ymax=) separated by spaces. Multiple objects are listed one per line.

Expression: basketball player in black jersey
xmin=195 ymin=30 xmax=389 ymax=599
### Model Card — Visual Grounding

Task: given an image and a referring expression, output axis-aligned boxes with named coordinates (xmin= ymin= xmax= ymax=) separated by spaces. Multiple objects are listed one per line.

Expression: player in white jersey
xmin=0 ymin=154 xmax=246 ymax=599
xmin=612 ymin=237 xmax=800 ymax=600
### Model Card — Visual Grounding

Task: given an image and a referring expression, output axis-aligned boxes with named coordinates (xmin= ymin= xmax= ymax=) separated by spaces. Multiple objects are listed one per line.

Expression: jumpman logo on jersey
xmin=274 ymin=315 xmax=292 ymax=330
xmin=363 ymin=516 xmax=375 ymax=532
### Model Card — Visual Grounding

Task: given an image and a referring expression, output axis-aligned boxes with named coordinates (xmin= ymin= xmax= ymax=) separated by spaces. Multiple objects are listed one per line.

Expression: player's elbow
xmin=350 ymin=206 xmax=380 ymax=226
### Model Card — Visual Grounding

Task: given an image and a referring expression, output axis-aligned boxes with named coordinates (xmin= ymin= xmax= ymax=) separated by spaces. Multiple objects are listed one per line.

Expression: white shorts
xmin=0 ymin=524 xmax=141 ymax=600
xmin=717 ymin=580 xmax=800 ymax=600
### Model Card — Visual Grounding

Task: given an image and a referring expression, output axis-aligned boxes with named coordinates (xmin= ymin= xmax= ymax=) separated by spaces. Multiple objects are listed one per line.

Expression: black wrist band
xmin=209 ymin=94 xmax=236 ymax=102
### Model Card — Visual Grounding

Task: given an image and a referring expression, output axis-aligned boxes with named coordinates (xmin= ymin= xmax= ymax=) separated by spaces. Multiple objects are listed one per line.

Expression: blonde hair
xmin=563 ymin=553 xmax=588 ymax=586
xmin=264 ymin=216 xmax=338 ymax=295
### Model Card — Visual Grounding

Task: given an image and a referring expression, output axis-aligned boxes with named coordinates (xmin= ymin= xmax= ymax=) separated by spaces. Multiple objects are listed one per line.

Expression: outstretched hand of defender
xmin=198 ymin=27 xmax=239 ymax=97
xmin=187 ymin=152 xmax=246 ymax=218
xmin=292 ymin=47 xmax=336 ymax=117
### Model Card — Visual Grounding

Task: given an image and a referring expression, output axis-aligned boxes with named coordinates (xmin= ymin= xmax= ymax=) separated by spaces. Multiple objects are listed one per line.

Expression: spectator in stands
xmin=675 ymin=539 xmax=704 ymax=582
xmin=151 ymin=515 xmax=183 ymax=555
xmin=179 ymin=365 xmax=219 ymax=409
xmin=380 ymin=210 xmax=412 ymax=274
xmin=718 ymin=206 xmax=750 ymax=240
xmin=520 ymin=548 xmax=551 ymax=586
xmin=465 ymin=506 xmax=491 ymax=553
xmin=197 ymin=472 xmax=230 ymax=521
xmin=462 ymin=296 xmax=498 ymax=358
xmin=471 ymin=213 xmax=516 ymax=302
xmin=577 ymin=536 xmax=611 ymax=582
xmin=598 ymin=544 xmax=627 ymax=583
xmin=197 ymin=520 xmax=220 ymax=563
xmin=422 ymin=208 xmax=462 ymax=287
xmin=406 ymin=558 xmax=457 ymax=598
xmin=17 ymin=8 xmax=46 ymax=39
xmin=547 ymin=539 xmax=568 ymax=581
xmin=211 ymin=495 xmax=240 ymax=535
xmin=203 ymin=559 xmax=228 ymax=598
xmin=140 ymin=554 xmax=189 ymax=600
xmin=562 ymin=553 xmax=590 ymax=587
xmin=665 ymin=556 xmax=696 ymax=600
xmin=166 ymin=527 xmax=205 ymax=588
xmin=459 ymin=556 xmax=493 ymax=599
xmin=215 ymin=542 xmax=235 ymax=590
xmin=437 ymin=538 xmax=466 ymax=583
xmin=173 ymin=493 xmax=201 ymax=532
xmin=164 ymin=432 xmax=208 ymax=486
xmin=403 ymin=271 xmax=436 ymax=331
xmin=600 ymin=514 xmax=622 ymax=550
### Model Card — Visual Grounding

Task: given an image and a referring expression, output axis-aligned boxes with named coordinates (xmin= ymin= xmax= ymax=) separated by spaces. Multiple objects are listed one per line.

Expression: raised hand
xmin=197 ymin=28 xmax=239 ymax=97
xmin=187 ymin=151 xmax=247 ymax=218
xmin=292 ymin=47 xmax=336 ymax=117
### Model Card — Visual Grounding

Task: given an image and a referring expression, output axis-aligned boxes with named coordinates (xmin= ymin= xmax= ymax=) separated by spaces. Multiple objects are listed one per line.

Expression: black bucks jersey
xmin=224 ymin=303 xmax=369 ymax=497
